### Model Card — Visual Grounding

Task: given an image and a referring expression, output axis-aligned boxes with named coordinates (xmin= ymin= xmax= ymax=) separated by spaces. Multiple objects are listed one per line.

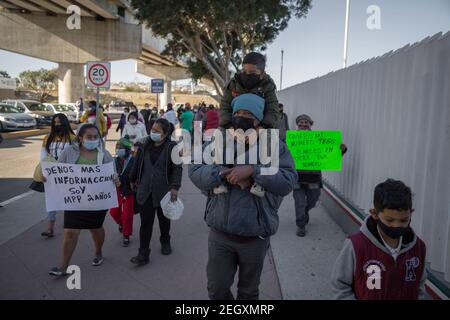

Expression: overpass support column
xmin=160 ymin=80 xmax=172 ymax=108
xmin=58 ymin=63 xmax=85 ymax=104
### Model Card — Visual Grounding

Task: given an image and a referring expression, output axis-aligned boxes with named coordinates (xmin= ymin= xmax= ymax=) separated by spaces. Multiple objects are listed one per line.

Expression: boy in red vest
xmin=331 ymin=179 xmax=427 ymax=299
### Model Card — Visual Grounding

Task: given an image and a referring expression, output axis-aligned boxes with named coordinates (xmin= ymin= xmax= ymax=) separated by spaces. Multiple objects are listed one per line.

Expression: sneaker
xmin=41 ymin=230 xmax=54 ymax=238
xmin=130 ymin=254 xmax=149 ymax=266
xmin=213 ymin=184 xmax=228 ymax=194
xmin=123 ymin=236 xmax=130 ymax=247
xmin=250 ymin=183 xmax=265 ymax=197
xmin=118 ymin=225 xmax=123 ymax=233
xmin=296 ymin=226 xmax=306 ymax=237
xmin=48 ymin=267 xmax=70 ymax=277
xmin=161 ymin=242 xmax=172 ymax=255
xmin=92 ymin=256 xmax=104 ymax=266
xmin=130 ymin=249 xmax=150 ymax=266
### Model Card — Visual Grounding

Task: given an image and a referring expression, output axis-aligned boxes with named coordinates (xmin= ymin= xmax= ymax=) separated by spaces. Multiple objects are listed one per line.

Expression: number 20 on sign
xmin=86 ymin=62 xmax=110 ymax=89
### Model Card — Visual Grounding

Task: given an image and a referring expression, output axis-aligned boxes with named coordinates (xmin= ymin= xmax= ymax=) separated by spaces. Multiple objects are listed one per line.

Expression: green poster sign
xmin=286 ymin=130 xmax=342 ymax=171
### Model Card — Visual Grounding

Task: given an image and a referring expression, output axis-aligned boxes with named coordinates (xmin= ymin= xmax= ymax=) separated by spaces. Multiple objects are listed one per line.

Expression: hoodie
xmin=330 ymin=216 xmax=427 ymax=300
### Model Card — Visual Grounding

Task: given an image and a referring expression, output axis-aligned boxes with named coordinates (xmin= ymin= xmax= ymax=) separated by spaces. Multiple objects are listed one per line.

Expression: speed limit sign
xmin=86 ymin=62 xmax=110 ymax=89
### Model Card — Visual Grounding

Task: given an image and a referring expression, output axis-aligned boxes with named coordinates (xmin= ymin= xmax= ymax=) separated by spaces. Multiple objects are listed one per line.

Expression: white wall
xmin=278 ymin=32 xmax=450 ymax=281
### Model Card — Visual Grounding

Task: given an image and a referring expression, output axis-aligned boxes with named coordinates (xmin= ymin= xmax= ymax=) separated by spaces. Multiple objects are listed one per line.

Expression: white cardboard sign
xmin=42 ymin=162 xmax=118 ymax=211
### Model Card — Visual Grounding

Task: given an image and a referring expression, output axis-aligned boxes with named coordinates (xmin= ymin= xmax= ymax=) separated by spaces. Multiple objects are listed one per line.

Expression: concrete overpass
xmin=0 ymin=0 xmax=192 ymax=106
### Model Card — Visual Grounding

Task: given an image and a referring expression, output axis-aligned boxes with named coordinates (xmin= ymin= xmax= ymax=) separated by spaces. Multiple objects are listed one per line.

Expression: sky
xmin=1 ymin=0 xmax=449 ymax=89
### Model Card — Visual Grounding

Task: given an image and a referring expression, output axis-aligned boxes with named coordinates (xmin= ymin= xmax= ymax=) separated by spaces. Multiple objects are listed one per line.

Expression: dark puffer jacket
xmin=219 ymin=73 xmax=279 ymax=128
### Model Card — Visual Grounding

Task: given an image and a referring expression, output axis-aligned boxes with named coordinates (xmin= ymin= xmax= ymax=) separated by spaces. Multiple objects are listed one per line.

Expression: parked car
xmin=26 ymin=102 xmax=56 ymax=125
xmin=45 ymin=103 xmax=79 ymax=123
xmin=110 ymin=100 xmax=134 ymax=110
xmin=1 ymin=99 xmax=52 ymax=126
xmin=65 ymin=103 xmax=80 ymax=123
xmin=0 ymin=103 xmax=37 ymax=131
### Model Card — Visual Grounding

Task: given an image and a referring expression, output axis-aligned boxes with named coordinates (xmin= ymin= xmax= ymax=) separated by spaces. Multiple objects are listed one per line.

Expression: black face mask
xmin=53 ymin=125 xmax=62 ymax=134
xmin=232 ymin=116 xmax=255 ymax=131
xmin=377 ymin=218 xmax=409 ymax=239
xmin=239 ymin=73 xmax=261 ymax=89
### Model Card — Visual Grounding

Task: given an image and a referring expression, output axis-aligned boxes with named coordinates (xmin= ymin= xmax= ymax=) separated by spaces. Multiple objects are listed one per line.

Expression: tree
xmin=0 ymin=70 xmax=10 ymax=78
xmin=130 ymin=0 xmax=311 ymax=96
xmin=19 ymin=68 xmax=58 ymax=102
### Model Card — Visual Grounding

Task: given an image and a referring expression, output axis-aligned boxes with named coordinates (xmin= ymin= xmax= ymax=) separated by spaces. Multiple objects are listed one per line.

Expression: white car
xmin=65 ymin=103 xmax=80 ymax=123
xmin=0 ymin=103 xmax=37 ymax=131
xmin=45 ymin=103 xmax=79 ymax=123
xmin=1 ymin=99 xmax=52 ymax=126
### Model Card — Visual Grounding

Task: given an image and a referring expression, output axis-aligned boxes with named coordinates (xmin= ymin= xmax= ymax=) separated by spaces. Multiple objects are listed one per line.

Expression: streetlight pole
xmin=280 ymin=49 xmax=284 ymax=90
xmin=343 ymin=0 xmax=350 ymax=68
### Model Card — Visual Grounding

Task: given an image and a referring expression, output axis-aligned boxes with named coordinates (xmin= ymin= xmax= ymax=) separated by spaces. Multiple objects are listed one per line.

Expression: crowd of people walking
xmin=30 ymin=51 xmax=426 ymax=301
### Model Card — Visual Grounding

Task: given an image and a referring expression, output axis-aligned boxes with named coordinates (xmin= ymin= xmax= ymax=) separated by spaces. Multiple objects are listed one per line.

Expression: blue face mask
xmin=83 ymin=139 xmax=99 ymax=150
xmin=150 ymin=132 xmax=162 ymax=142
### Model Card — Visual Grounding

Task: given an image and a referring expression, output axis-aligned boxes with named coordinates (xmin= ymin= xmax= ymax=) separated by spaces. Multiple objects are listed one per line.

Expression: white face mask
xmin=150 ymin=132 xmax=162 ymax=142
xmin=83 ymin=139 xmax=99 ymax=150
xmin=129 ymin=119 xmax=137 ymax=125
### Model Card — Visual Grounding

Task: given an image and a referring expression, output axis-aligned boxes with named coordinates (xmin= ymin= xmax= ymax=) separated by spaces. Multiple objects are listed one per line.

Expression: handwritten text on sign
xmin=42 ymin=162 xmax=118 ymax=211
xmin=286 ymin=130 xmax=342 ymax=170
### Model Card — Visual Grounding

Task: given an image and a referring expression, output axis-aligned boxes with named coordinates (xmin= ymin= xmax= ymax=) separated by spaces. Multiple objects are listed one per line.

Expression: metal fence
xmin=278 ymin=31 xmax=450 ymax=282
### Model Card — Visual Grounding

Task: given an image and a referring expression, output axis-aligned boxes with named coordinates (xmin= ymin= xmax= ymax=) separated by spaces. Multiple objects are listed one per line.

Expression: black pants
xmin=139 ymin=195 xmax=171 ymax=250
xmin=207 ymin=229 xmax=270 ymax=300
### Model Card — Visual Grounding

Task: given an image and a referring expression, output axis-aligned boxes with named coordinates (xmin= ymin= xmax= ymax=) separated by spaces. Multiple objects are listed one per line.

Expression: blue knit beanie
xmin=231 ymin=93 xmax=265 ymax=122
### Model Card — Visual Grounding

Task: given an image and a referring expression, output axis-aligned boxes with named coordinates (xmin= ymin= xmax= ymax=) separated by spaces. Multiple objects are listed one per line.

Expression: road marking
xmin=0 ymin=190 xmax=35 ymax=207
xmin=5 ymin=129 xmax=43 ymax=135
xmin=2 ymin=129 xmax=50 ymax=139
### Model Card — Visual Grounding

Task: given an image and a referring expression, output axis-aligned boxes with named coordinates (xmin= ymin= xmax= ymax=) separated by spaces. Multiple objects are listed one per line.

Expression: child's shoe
xmin=250 ymin=183 xmax=265 ymax=197
xmin=213 ymin=184 xmax=228 ymax=194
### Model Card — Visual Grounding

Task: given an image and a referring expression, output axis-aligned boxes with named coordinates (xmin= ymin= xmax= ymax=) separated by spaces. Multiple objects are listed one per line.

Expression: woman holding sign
xmin=129 ymin=118 xmax=182 ymax=266
xmin=49 ymin=124 xmax=120 ymax=277
xmin=39 ymin=113 xmax=76 ymax=238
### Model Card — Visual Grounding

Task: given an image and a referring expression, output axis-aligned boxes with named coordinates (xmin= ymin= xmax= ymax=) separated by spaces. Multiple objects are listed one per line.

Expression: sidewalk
xmin=0 ymin=168 xmax=282 ymax=300
xmin=270 ymin=193 xmax=347 ymax=299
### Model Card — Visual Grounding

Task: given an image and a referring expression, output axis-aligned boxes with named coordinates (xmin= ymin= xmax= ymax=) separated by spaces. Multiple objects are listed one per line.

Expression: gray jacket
xmin=188 ymin=140 xmax=297 ymax=238
xmin=130 ymin=137 xmax=183 ymax=207
xmin=58 ymin=142 xmax=114 ymax=165
xmin=277 ymin=112 xmax=289 ymax=141
xmin=330 ymin=216 xmax=427 ymax=300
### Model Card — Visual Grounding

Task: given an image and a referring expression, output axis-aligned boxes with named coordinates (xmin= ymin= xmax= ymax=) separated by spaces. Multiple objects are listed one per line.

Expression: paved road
xmin=0 ymin=133 xmax=45 ymax=203
xmin=0 ymin=120 xmax=118 ymax=203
